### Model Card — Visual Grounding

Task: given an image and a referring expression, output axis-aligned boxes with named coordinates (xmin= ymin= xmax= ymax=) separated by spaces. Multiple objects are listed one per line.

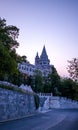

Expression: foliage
xmin=58 ymin=77 xmax=78 ymax=100
xmin=8 ymin=72 xmax=23 ymax=86
xmin=34 ymin=94 xmax=40 ymax=109
xmin=33 ymin=70 xmax=43 ymax=92
xmin=0 ymin=17 xmax=19 ymax=50
xmin=49 ymin=66 xmax=61 ymax=96
xmin=67 ymin=58 xmax=78 ymax=82
xmin=26 ymin=75 xmax=32 ymax=86
xmin=0 ymin=17 xmax=19 ymax=81
xmin=41 ymin=76 xmax=51 ymax=93
xmin=43 ymin=81 xmax=51 ymax=93
xmin=59 ymin=78 xmax=75 ymax=99
xmin=0 ymin=84 xmax=16 ymax=91
xmin=0 ymin=43 xmax=18 ymax=80
xmin=21 ymin=55 xmax=27 ymax=62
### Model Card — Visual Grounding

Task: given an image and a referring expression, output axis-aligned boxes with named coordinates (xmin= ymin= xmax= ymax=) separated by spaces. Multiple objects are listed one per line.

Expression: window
xmin=43 ymin=62 xmax=46 ymax=64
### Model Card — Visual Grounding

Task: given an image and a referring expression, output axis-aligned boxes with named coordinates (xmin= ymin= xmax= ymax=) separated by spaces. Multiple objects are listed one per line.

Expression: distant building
xmin=18 ymin=46 xmax=52 ymax=77
xmin=18 ymin=62 xmax=35 ymax=76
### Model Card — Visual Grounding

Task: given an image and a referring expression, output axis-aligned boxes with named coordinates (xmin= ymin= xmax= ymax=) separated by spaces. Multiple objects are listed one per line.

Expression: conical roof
xmin=36 ymin=52 xmax=39 ymax=59
xmin=40 ymin=46 xmax=48 ymax=61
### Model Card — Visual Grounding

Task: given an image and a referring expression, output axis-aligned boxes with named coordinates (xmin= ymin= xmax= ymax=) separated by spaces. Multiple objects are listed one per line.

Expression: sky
xmin=0 ymin=0 xmax=78 ymax=77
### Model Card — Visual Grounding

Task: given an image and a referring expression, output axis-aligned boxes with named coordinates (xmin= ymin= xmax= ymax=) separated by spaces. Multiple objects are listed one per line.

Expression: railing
xmin=37 ymin=93 xmax=78 ymax=104
xmin=37 ymin=93 xmax=53 ymax=97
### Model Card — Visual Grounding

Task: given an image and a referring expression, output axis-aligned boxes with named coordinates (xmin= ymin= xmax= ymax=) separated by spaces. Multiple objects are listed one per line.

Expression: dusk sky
xmin=0 ymin=0 xmax=78 ymax=77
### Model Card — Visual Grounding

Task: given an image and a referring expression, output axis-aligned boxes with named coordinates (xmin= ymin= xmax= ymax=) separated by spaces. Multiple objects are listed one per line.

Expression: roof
xmin=40 ymin=45 xmax=48 ymax=61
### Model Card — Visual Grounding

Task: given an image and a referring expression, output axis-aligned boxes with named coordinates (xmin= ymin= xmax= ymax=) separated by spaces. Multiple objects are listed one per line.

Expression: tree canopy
xmin=0 ymin=17 xmax=19 ymax=80
xmin=34 ymin=70 xmax=43 ymax=92
xmin=49 ymin=66 xmax=61 ymax=95
xmin=67 ymin=58 xmax=78 ymax=82
xmin=0 ymin=18 xmax=19 ymax=50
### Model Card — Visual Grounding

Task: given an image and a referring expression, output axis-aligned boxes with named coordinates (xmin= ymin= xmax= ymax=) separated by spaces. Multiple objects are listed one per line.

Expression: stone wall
xmin=39 ymin=96 xmax=78 ymax=110
xmin=0 ymin=88 xmax=36 ymax=122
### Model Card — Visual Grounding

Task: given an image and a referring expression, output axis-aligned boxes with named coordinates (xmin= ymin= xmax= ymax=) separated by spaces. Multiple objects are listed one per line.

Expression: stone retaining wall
xmin=39 ymin=96 xmax=78 ymax=110
xmin=0 ymin=88 xmax=36 ymax=122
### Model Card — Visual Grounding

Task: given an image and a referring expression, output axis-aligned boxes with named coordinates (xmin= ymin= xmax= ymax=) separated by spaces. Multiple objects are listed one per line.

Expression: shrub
xmin=34 ymin=94 xmax=40 ymax=109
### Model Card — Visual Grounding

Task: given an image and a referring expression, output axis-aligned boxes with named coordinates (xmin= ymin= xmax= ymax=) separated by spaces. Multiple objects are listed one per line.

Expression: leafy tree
xmin=34 ymin=94 xmax=40 ymax=109
xmin=49 ymin=66 xmax=61 ymax=96
xmin=43 ymin=81 xmax=51 ymax=93
xmin=33 ymin=70 xmax=43 ymax=92
xmin=67 ymin=58 xmax=78 ymax=82
xmin=0 ymin=43 xmax=18 ymax=80
xmin=0 ymin=17 xmax=19 ymax=81
xmin=9 ymin=72 xmax=27 ymax=86
xmin=59 ymin=78 xmax=78 ymax=100
xmin=0 ymin=17 xmax=19 ymax=50
xmin=26 ymin=75 xmax=32 ymax=86
xmin=73 ymin=82 xmax=78 ymax=100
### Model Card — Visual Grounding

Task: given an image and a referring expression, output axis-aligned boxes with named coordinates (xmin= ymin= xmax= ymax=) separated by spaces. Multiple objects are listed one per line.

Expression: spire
xmin=40 ymin=45 xmax=48 ymax=60
xmin=36 ymin=52 xmax=39 ymax=58
xmin=35 ymin=52 xmax=40 ymax=66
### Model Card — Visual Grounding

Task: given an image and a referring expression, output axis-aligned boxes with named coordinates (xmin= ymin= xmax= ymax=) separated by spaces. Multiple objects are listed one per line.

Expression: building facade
xmin=18 ymin=46 xmax=52 ymax=77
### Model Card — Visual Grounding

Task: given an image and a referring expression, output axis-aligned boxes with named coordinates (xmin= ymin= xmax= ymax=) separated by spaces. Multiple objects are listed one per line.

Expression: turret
xmin=35 ymin=52 xmax=40 ymax=66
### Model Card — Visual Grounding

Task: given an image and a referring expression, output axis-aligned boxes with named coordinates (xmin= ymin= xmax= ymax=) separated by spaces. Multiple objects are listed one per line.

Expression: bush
xmin=34 ymin=94 xmax=40 ymax=109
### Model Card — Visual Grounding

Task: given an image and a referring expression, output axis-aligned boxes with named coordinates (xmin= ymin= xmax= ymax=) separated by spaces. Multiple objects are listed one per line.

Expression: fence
xmin=37 ymin=93 xmax=53 ymax=97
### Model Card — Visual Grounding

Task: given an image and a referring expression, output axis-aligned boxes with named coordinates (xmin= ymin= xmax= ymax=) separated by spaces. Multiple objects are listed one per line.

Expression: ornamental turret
xmin=35 ymin=52 xmax=40 ymax=66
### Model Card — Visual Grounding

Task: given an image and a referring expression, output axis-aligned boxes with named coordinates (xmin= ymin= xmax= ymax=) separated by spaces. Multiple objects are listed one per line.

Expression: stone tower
xmin=39 ymin=45 xmax=50 ymax=66
xmin=35 ymin=46 xmax=52 ymax=76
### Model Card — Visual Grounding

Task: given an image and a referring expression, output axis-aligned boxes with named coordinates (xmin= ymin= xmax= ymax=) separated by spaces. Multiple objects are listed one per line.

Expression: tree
xmin=49 ymin=66 xmax=61 ymax=96
xmin=33 ymin=70 xmax=43 ymax=92
xmin=0 ymin=43 xmax=18 ymax=80
xmin=0 ymin=17 xmax=19 ymax=81
xmin=0 ymin=17 xmax=19 ymax=50
xmin=59 ymin=77 xmax=78 ymax=100
xmin=59 ymin=78 xmax=75 ymax=99
xmin=43 ymin=81 xmax=51 ymax=93
xmin=67 ymin=58 xmax=78 ymax=82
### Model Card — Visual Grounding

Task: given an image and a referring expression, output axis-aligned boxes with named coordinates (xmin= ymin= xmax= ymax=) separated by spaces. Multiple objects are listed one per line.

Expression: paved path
xmin=0 ymin=109 xmax=78 ymax=130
